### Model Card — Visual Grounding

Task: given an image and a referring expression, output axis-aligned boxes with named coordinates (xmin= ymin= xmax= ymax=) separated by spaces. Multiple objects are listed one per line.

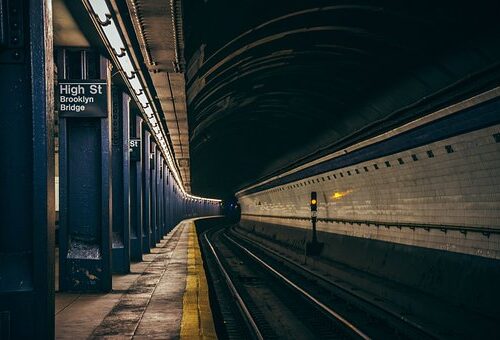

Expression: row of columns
xmin=0 ymin=12 xmax=219 ymax=336
xmin=56 ymin=48 xmax=219 ymax=294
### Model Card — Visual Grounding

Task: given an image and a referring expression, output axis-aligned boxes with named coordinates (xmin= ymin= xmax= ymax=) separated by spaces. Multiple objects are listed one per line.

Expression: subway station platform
xmin=55 ymin=219 xmax=216 ymax=339
xmin=2 ymin=1 xmax=500 ymax=338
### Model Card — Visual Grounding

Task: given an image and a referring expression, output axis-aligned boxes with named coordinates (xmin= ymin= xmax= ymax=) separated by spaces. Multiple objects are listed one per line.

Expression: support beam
xmin=130 ymin=112 xmax=143 ymax=261
xmin=150 ymin=140 xmax=158 ymax=247
xmin=154 ymin=145 xmax=162 ymax=243
xmin=141 ymin=127 xmax=152 ymax=253
xmin=0 ymin=0 xmax=55 ymax=337
xmin=165 ymin=166 xmax=171 ymax=232
xmin=158 ymin=155 xmax=165 ymax=238
xmin=111 ymin=89 xmax=130 ymax=274
xmin=167 ymin=171 xmax=173 ymax=231
xmin=58 ymin=49 xmax=112 ymax=293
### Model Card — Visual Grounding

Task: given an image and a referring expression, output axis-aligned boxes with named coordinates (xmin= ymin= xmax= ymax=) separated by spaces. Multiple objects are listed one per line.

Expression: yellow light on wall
xmin=331 ymin=189 xmax=353 ymax=200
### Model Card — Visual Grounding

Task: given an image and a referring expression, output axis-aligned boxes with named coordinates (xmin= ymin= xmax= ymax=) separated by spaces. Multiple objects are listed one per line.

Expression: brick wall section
xmin=239 ymin=124 xmax=500 ymax=259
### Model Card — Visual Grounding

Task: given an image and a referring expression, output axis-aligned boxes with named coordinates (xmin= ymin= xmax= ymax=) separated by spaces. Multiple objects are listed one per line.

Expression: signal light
xmin=310 ymin=192 xmax=317 ymax=211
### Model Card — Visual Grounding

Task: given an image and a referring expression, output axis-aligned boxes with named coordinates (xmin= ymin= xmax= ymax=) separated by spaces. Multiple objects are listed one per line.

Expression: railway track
xmin=201 ymin=225 xmax=436 ymax=339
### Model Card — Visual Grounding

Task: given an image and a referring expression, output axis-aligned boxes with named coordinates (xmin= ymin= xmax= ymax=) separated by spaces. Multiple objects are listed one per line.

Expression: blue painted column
xmin=179 ymin=190 xmax=183 ymax=221
xmin=150 ymin=140 xmax=158 ymax=247
xmin=163 ymin=164 xmax=170 ymax=230
xmin=167 ymin=171 xmax=173 ymax=231
xmin=156 ymin=155 xmax=163 ymax=238
xmin=154 ymin=148 xmax=162 ymax=243
xmin=177 ymin=188 xmax=182 ymax=223
xmin=174 ymin=187 xmax=177 ymax=223
xmin=173 ymin=177 xmax=177 ymax=223
xmin=130 ymin=112 xmax=143 ymax=261
xmin=0 ymin=1 xmax=54 ymax=337
xmin=174 ymin=187 xmax=180 ymax=224
xmin=58 ymin=50 xmax=112 ymax=292
xmin=141 ymin=127 xmax=152 ymax=253
xmin=159 ymin=156 xmax=166 ymax=238
xmin=111 ymin=89 xmax=130 ymax=274
xmin=163 ymin=161 xmax=167 ymax=235
xmin=172 ymin=176 xmax=176 ymax=223
xmin=165 ymin=170 xmax=172 ymax=232
xmin=172 ymin=186 xmax=177 ymax=225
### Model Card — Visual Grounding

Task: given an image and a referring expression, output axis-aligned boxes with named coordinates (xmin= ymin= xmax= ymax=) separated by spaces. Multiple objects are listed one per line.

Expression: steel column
xmin=157 ymin=156 xmax=162 ymax=239
xmin=130 ymin=112 xmax=143 ymax=261
xmin=163 ymin=164 xmax=170 ymax=234
xmin=167 ymin=171 xmax=173 ymax=231
xmin=165 ymin=170 xmax=171 ymax=232
xmin=150 ymin=140 xmax=157 ymax=247
xmin=158 ymin=156 xmax=164 ymax=238
xmin=111 ymin=89 xmax=130 ymax=274
xmin=58 ymin=50 xmax=112 ymax=293
xmin=0 ymin=0 xmax=55 ymax=337
xmin=154 ymin=147 xmax=161 ymax=243
xmin=141 ymin=127 xmax=151 ymax=253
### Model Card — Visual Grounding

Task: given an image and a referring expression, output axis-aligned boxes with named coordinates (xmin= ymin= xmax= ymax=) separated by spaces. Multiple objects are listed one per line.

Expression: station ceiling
xmin=183 ymin=0 xmax=500 ymax=199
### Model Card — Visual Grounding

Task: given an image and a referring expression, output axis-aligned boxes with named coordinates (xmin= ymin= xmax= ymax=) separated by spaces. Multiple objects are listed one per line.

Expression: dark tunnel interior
xmin=183 ymin=0 xmax=500 ymax=198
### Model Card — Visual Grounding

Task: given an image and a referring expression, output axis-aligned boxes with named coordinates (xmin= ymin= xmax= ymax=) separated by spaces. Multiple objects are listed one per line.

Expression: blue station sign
xmin=129 ymin=138 xmax=141 ymax=161
xmin=57 ymin=80 xmax=108 ymax=117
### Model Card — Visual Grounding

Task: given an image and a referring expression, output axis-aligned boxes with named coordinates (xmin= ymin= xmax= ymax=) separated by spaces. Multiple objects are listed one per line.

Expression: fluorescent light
xmin=88 ymin=0 xmax=111 ymax=24
xmin=85 ymin=0 xmax=221 ymax=203
xmin=136 ymin=92 xmax=149 ymax=107
xmin=117 ymin=53 xmax=135 ymax=78
xmin=102 ymin=20 xmax=125 ymax=56
xmin=129 ymin=75 xmax=143 ymax=95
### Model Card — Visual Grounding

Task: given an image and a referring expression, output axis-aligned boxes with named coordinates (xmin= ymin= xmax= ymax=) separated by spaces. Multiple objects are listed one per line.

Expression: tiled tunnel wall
xmin=238 ymin=123 xmax=500 ymax=259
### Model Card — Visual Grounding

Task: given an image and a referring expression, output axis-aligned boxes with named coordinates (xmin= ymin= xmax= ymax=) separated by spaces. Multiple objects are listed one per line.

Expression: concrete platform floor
xmin=55 ymin=220 xmax=216 ymax=339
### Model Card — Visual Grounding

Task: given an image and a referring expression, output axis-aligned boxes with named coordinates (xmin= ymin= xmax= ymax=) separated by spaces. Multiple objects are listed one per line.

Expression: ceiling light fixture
xmin=83 ymin=0 xmax=221 ymax=203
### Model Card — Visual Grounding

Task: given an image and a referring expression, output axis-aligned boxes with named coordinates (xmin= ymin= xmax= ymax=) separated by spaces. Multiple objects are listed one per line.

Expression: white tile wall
xmin=239 ymin=124 xmax=500 ymax=259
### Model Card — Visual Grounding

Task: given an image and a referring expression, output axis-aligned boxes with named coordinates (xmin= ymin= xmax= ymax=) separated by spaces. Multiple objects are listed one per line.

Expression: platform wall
xmin=238 ymin=104 xmax=500 ymax=259
xmin=236 ymin=220 xmax=500 ymax=318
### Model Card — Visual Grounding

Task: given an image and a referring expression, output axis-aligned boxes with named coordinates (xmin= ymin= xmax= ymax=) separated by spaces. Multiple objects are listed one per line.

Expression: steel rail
xmin=224 ymin=233 xmax=371 ymax=340
xmin=231 ymin=228 xmax=438 ymax=339
xmin=202 ymin=231 xmax=264 ymax=340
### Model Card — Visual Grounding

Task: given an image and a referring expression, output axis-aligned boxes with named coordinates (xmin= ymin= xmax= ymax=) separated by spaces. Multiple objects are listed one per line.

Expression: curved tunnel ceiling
xmin=183 ymin=0 xmax=500 ymax=199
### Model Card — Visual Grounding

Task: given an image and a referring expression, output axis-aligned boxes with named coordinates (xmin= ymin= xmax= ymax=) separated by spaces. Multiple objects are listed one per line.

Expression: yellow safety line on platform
xmin=180 ymin=221 xmax=218 ymax=340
